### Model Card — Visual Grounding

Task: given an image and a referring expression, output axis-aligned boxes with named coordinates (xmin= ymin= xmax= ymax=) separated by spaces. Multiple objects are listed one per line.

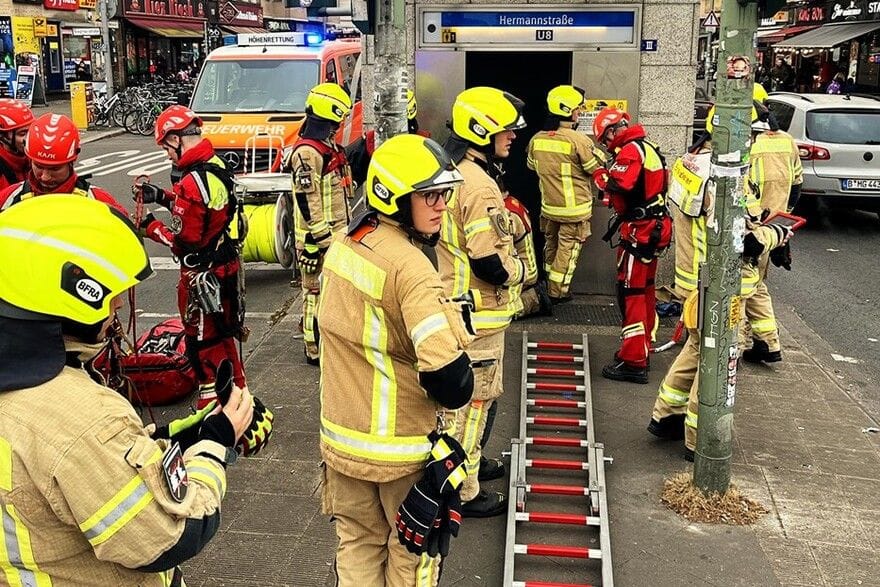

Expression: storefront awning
xmin=127 ymin=17 xmax=204 ymax=39
xmin=221 ymin=25 xmax=266 ymax=35
xmin=775 ymin=21 xmax=880 ymax=48
xmin=756 ymin=24 xmax=818 ymax=45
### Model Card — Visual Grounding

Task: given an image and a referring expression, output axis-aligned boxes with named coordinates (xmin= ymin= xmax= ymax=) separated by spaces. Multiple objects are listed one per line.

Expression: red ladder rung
xmin=526 ymin=483 xmax=589 ymax=496
xmin=528 ymin=354 xmax=584 ymax=363
xmin=528 ymin=341 xmax=584 ymax=351
xmin=527 ymin=382 xmax=585 ymax=392
xmin=513 ymin=543 xmax=602 ymax=559
xmin=526 ymin=458 xmax=589 ymax=471
xmin=515 ymin=511 xmax=601 ymax=526
xmin=525 ymin=436 xmax=589 ymax=448
xmin=526 ymin=399 xmax=586 ymax=409
xmin=527 ymin=368 xmax=584 ymax=377
xmin=512 ymin=581 xmax=594 ymax=587
xmin=527 ymin=416 xmax=587 ymax=428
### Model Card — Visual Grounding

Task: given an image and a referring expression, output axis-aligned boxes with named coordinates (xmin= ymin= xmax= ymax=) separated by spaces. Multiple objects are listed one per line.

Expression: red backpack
xmin=91 ymin=319 xmax=197 ymax=407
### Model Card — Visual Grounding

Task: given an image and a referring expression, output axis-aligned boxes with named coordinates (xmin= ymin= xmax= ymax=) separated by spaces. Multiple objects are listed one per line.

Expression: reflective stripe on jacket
xmin=749 ymin=131 xmax=803 ymax=215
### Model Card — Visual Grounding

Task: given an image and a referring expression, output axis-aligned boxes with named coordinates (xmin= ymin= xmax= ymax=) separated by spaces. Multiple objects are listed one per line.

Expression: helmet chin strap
xmin=0 ymin=131 xmax=20 ymax=155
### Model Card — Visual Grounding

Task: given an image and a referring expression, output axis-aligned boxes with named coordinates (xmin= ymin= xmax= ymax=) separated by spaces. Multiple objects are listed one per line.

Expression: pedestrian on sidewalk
xmin=138 ymin=105 xmax=247 ymax=410
xmin=592 ymin=107 xmax=672 ymax=384
xmin=527 ymin=85 xmax=603 ymax=303
xmin=318 ymin=133 xmax=474 ymax=585
xmin=286 ymin=82 xmax=353 ymax=366
xmin=0 ymin=195 xmax=252 ymax=585
xmin=0 ymin=98 xmax=34 ymax=191
xmin=0 ymin=113 xmax=125 ymax=213
xmin=742 ymin=103 xmax=802 ymax=364
xmin=505 ymin=192 xmax=553 ymax=319
xmin=438 ymin=86 xmax=527 ymax=518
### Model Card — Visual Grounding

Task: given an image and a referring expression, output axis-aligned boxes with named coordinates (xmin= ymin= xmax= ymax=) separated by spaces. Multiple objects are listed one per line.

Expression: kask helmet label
xmin=373 ymin=179 xmax=392 ymax=203
xmin=61 ymin=262 xmax=108 ymax=309
xmin=471 ymin=121 xmax=487 ymax=137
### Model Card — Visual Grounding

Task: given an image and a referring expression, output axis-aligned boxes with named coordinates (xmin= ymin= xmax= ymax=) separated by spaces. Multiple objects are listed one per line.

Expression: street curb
xmin=82 ymin=128 xmax=127 ymax=144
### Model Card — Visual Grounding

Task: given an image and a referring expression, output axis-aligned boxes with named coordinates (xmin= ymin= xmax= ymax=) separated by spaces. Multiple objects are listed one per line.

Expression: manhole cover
xmin=549 ymin=303 xmax=678 ymax=327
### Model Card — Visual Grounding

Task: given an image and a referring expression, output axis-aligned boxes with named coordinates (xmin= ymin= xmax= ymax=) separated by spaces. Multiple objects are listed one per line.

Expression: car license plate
xmin=842 ymin=179 xmax=880 ymax=191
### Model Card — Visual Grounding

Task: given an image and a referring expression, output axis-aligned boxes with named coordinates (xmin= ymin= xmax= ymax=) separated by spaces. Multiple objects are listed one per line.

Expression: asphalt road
xmin=771 ymin=205 xmax=880 ymax=415
xmin=77 ymin=134 xmax=297 ymax=361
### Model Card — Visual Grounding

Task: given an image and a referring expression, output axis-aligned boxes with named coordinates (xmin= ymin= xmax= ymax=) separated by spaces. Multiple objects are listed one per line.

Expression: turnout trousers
xmin=541 ymin=217 xmax=590 ymax=299
xmin=299 ymin=254 xmax=323 ymax=361
xmin=615 ymin=247 xmax=658 ymax=369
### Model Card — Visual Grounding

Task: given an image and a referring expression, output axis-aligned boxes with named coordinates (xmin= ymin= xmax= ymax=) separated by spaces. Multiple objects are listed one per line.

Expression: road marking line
xmin=831 ymin=353 xmax=860 ymax=364
xmin=136 ymin=311 xmax=275 ymax=319
xmin=149 ymin=256 xmax=289 ymax=272
xmin=87 ymin=152 xmax=169 ymax=177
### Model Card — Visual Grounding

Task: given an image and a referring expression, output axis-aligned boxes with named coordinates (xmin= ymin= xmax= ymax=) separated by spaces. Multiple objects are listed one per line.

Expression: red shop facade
xmin=121 ymin=0 xmax=207 ymax=86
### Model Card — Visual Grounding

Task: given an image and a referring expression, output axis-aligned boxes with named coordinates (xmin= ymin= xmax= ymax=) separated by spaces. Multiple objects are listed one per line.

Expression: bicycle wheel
xmin=111 ymin=103 xmax=126 ymax=127
xmin=123 ymin=109 xmax=141 ymax=134
xmin=136 ymin=112 xmax=155 ymax=136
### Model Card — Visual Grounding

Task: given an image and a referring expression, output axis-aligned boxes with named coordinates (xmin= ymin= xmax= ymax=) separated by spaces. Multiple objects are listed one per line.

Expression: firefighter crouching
xmin=505 ymin=192 xmax=553 ymax=319
xmin=139 ymin=105 xmax=250 ymax=412
xmin=527 ymin=85 xmax=603 ymax=303
xmin=438 ymin=86 xmax=527 ymax=517
xmin=287 ymin=82 xmax=354 ymax=365
xmin=0 ymin=195 xmax=253 ymax=584
xmin=0 ymin=98 xmax=34 ymax=191
xmin=592 ymin=107 xmax=673 ymax=385
xmin=318 ymin=134 xmax=474 ymax=585
xmin=0 ymin=113 xmax=125 ymax=213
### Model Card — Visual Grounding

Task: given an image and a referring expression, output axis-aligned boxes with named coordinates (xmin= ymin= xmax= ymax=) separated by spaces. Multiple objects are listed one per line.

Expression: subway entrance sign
xmin=420 ymin=9 xmax=638 ymax=47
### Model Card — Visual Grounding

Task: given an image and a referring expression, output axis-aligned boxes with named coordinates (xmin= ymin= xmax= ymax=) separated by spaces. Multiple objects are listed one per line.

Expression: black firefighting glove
xmin=743 ymin=232 xmax=765 ymax=260
xmin=770 ymin=242 xmax=792 ymax=271
xmin=425 ymin=492 xmax=463 ymax=558
xmin=396 ymin=432 xmax=468 ymax=555
xmin=297 ymin=244 xmax=321 ymax=274
xmin=152 ymin=400 xmax=218 ymax=451
xmin=214 ymin=359 xmax=274 ymax=456
xmin=197 ymin=411 xmax=237 ymax=449
xmin=134 ymin=182 xmax=172 ymax=208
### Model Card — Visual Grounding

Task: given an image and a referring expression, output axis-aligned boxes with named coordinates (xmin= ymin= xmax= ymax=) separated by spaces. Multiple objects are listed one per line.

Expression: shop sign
xmin=12 ymin=17 xmax=40 ymax=55
xmin=828 ymin=0 xmax=866 ymax=21
xmin=33 ymin=17 xmax=48 ymax=37
xmin=795 ymin=5 xmax=826 ymax=24
xmin=265 ymin=19 xmax=293 ymax=32
xmin=44 ymin=0 xmax=80 ymax=10
xmin=122 ymin=0 xmax=207 ymax=20
xmin=79 ymin=0 xmax=97 ymax=8
xmin=69 ymin=27 xmax=102 ymax=36
xmin=867 ymin=1 xmax=880 ymax=18
xmin=218 ymin=1 xmax=263 ymax=27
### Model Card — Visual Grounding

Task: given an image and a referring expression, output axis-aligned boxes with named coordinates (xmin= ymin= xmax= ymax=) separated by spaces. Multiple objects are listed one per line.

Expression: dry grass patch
xmin=661 ymin=472 xmax=768 ymax=525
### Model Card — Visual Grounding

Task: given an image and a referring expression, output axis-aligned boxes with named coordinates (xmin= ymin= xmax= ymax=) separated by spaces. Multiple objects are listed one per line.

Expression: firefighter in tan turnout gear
xmin=527 ymin=85 xmax=603 ymax=303
xmin=0 ymin=196 xmax=253 ymax=585
xmin=505 ymin=192 xmax=552 ymax=319
xmin=287 ymin=82 xmax=354 ymax=365
xmin=318 ymin=134 xmax=475 ymax=586
xmin=438 ymin=86 xmax=527 ymax=518
xmin=742 ymin=110 xmax=802 ymax=364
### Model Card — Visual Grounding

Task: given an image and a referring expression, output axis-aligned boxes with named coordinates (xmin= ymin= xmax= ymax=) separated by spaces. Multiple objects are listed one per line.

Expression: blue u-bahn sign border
xmin=419 ymin=5 xmax=642 ymax=49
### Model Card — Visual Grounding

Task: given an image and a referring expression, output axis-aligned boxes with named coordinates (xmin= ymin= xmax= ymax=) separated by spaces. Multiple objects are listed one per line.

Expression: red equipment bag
xmin=92 ymin=319 xmax=197 ymax=407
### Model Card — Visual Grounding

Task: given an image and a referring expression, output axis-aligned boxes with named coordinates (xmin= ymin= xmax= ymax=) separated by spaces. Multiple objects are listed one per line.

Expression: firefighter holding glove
xmin=318 ymin=133 xmax=474 ymax=585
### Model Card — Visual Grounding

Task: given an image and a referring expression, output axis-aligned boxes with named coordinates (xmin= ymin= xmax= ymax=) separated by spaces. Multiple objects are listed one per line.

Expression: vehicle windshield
xmin=806 ymin=109 xmax=880 ymax=145
xmin=191 ymin=59 xmax=320 ymax=113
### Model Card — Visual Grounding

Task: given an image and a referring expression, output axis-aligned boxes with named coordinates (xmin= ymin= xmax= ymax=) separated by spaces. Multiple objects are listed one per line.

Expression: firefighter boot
xmin=742 ymin=339 xmax=782 ymax=364
xmin=602 ymin=360 xmax=649 ymax=384
xmin=478 ymin=456 xmax=505 ymax=481
xmin=647 ymin=414 xmax=686 ymax=440
xmin=536 ymin=280 xmax=554 ymax=316
xmin=461 ymin=490 xmax=508 ymax=518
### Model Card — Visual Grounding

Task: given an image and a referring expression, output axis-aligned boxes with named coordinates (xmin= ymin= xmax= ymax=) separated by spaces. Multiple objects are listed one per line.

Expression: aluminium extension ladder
xmin=502 ymin=333 xmax=614 ymax=587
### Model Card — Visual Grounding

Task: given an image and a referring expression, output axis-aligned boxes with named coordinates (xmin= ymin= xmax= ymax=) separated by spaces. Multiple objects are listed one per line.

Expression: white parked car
xmin=766 ymin=93 xmax=880 ymax=218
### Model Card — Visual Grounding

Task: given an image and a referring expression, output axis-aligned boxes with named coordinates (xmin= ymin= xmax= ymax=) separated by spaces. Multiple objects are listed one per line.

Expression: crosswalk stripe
xmin=76 ymin=150 xmax=142 ymax=172
xmin=88 ymin=152 xmax=169 ymax=177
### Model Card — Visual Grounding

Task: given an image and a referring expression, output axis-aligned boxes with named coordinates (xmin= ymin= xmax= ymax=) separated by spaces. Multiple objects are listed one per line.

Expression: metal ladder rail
xmin=503 ymin=332 xmax=614 ymax=587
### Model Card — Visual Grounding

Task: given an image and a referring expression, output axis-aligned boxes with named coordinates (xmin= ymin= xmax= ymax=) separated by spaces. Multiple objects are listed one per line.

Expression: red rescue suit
xmin=602 ymin=125 xmax=672 ymax=368
xmin=0 ymin=147 xmax=29 ymax=192
xmin=0 ymin=171 xmax=126 ymax=213
xmin=142 ymin=139 xmax=245 ymax=402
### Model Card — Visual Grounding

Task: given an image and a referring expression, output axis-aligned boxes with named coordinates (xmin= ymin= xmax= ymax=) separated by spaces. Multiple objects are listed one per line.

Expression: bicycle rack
xmin=503 ymin=333 xmax=614 ymax=587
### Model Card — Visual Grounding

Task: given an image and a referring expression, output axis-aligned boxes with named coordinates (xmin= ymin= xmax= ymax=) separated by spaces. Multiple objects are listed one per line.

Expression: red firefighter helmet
xmin=592 ymin=107 xmax=631 ymax=141
xmin=26 ymin=114 xmax=80 ymax=165
xmin=155 ymin=105 xmax=202 ymax=145
xmin=0 ymin=99 xmax=34 ymax=132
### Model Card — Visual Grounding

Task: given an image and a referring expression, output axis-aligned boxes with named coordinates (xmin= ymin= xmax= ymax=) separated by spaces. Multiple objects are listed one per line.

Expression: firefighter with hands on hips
xmin=438 ymin=86 xmax=527 ymax=518
xmin=592 ymin=107 xmax=673 ymax=385
xmin=741 ymin=100 xmax=802 ymax=365
xmin=137 ymin=105 xmax=255 ymax=417
xmin=0 ymin=98 xmax=33 ymax=191
xmin=347 ymin=89 xmax=426 ymax=187
xmin=286 ymin=82 xmax=354 ymax=365
xmin=647 ymin=139 xmax=794 ymax=460
xmin=0 ymin=113 xmax=125 ymax=213
xmin=318 ymin=133 xmax=475 ymax=585
xmin=527 ymin=85 xmax=604 ymax=303
xmin=0 ymin=195 xmax=254 ymax=585
xmin=505 ymin=192 xmax=553 ymax=319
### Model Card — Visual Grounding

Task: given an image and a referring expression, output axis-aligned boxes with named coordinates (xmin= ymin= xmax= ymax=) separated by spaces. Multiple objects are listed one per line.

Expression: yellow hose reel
xmin=235 ymin=173 xmax=294 ymax=269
